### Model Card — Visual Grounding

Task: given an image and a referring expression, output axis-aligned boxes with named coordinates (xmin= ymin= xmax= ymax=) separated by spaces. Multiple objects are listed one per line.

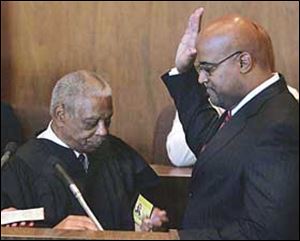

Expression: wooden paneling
xmin=1 ymin=1 xmax=299 ymax=162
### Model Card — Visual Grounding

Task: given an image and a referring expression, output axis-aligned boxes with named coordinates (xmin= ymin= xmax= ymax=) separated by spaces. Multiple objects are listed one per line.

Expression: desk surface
xmin=1 ymin=227 xmax=179 ymax=240
xmin=150 ymin=164 xmax=192 ymax=178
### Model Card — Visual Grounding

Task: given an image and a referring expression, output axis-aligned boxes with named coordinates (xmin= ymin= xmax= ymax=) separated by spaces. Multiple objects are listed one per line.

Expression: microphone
xmin=1 ymin=142 xmax=18 ymax=168
xmin=49 ymin=156 xmax=104 ymax=231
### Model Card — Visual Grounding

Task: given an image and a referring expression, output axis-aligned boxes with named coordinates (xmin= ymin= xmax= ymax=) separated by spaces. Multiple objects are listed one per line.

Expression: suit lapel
xmin=190 ymin=76 xmax=289 ymax=183
xmin=191 ymin=115 xmax=246 ymax=180
xmin=202 ymin=116 xmax=246 ymax=161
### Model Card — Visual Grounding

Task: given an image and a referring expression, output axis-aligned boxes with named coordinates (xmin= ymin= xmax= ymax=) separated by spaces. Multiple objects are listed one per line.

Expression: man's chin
xmin=208 ymin=96 xmax=218 ymax=106
xmin=207 ymin=92 xmax=221 ymax=107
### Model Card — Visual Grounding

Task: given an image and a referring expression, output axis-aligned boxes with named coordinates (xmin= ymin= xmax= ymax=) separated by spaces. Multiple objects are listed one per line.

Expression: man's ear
xmin=239 ymin=52 xmax=253 ymax=74
xmin=53 ymin=104 xmax=66 ymax=127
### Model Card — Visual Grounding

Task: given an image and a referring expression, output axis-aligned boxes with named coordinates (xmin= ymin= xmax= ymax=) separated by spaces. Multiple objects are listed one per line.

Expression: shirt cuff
xmin=169 ymin=67 xmax=180 ymax=76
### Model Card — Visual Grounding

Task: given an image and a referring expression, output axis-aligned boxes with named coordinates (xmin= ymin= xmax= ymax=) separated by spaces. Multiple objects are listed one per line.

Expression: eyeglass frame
xmin=194 ymin=51 xmax=242 ymax=76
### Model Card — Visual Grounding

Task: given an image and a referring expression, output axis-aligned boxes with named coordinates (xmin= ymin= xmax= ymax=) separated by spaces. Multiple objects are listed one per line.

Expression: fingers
xmin=19 ymin=222 xmax=27 ymax=226
xmin=140 ymin=218 xmax=153 ymax=232
xmin=54 ymin=215 xmax=98 ymax=231
xmin=195 ymin=7 xmax=204 ymax=33
xmin=1 ymin=208 xmax=34 ymax=228
xmin=187 ymin=47 xmax=198 ymax=60
xmin=4 ymin=222 xmax=33 ymax=227
xmin=175 ymin=7 xmax=204 ymax=73
xmin=28 ymin=222 xmax=35 ymax=227
xmin=187 ymin=7 xmax=204 ymax=35
xmin=11 ymin=222 xmax=18 ymax=227
xmin=150 ymin=208 xmax=169 ymax=226
xmin=1 ymin=207 xmax=16 ymax=227
xmin=1 ymin=207 xmax=17 ymax=212
xmin=140 ymin=207 xmax=169 ymax=232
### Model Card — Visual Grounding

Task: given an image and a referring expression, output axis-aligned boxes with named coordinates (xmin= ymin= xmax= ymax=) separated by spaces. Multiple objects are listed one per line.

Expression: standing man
xmin=161 ymin=8 xmax=299 ymax=239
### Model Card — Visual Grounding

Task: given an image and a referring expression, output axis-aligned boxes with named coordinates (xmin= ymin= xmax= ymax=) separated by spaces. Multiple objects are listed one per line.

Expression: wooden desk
xmin=150 ymin=164 xmax=192 ymax=178
xmin=1 ymin=227 xmax=179 ymax=240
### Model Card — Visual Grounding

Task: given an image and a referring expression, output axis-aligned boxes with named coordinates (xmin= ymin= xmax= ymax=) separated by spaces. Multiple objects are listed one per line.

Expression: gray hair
xmin=50 ymin=70 xmax=112 ymax=116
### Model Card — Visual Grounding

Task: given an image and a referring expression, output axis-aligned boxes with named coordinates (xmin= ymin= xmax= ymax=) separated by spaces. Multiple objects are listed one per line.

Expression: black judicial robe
xmin=1 ymin=135 xmax=159 ymax=230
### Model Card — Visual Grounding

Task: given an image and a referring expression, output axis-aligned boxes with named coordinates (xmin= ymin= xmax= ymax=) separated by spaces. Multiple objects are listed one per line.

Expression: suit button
xmin=189 ymin=192 xmax=193 ymax=198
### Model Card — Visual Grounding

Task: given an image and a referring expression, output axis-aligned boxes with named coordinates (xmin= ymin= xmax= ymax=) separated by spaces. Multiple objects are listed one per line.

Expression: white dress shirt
xmin=37 ymin=121 xmax=89 ymax=171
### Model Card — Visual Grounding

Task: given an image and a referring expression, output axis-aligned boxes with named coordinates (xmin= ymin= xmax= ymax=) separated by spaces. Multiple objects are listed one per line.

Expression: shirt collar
xmin=231 ymin=73 xmax=280 ymax=116
xmin=37 ymin=121 xmax=81 ymax=158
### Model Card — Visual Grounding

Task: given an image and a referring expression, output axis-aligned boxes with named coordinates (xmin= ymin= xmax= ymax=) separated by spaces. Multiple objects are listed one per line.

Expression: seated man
xmin=166 ymin=86 xmax=298 ymax=167
xmin=1 ymin=102 xmax=23 ymax=155
xmin=1 ymin=70 xmax=167 ymax=231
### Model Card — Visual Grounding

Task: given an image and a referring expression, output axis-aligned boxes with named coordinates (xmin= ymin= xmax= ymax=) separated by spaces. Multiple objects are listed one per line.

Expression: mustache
xmin=85 ymin=136 xmax=107 ymax=146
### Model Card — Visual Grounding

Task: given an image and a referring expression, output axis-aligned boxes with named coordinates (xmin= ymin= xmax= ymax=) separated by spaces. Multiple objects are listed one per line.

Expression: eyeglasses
xmin=195 ymin=51 xmax=242 ymax=76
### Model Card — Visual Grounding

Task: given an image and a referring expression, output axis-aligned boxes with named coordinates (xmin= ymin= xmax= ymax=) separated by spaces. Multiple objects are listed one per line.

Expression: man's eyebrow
xmin=199 ymin=61 xmax=215 ymax=65
xmin=84 ymin=114 xmax=112 ymax=121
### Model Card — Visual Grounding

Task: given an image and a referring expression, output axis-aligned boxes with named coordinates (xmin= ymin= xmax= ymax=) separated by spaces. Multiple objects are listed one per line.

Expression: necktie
xmin=200 ymin=110 xmax=232 ymax=153
xmin=78 ymin=154 xmax=88 ymax=173
xmin=218 ymin=110 xmax=232 ymax=130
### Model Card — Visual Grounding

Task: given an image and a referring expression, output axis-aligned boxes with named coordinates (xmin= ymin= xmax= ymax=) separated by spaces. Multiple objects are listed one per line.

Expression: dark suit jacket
xmin=162 ymin=69 xmax=299 ymax=240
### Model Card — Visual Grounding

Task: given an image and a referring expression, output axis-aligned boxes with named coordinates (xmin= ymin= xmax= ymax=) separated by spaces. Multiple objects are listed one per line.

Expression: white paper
xmin=1 ymin=207 xmax=44 ymax=225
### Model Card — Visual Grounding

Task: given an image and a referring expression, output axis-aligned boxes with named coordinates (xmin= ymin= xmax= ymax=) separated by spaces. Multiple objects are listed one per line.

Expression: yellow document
xmin=133 ymin=194 xmax=153 ymax=226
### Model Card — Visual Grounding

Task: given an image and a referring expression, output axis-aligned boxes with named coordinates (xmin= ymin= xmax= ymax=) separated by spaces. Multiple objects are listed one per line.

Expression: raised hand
xmin=175 ymin=8 xmax=204 ymax=73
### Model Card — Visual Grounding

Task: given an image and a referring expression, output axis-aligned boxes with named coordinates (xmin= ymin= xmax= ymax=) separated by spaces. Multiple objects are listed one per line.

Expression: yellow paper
xmin=133 ymin=194 xmax=153 ymax=226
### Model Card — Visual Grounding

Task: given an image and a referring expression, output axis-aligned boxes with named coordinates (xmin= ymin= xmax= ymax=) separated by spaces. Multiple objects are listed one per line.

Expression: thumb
xmin=188 ymin=48 xmax=197 ymax=56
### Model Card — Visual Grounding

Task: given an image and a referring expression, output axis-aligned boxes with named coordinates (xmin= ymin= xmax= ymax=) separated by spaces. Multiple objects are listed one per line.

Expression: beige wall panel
xmin=1 ymin=1 xmax=298 ymax=162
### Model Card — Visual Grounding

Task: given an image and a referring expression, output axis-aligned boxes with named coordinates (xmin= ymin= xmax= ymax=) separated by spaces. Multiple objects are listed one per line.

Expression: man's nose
xmin=95 ymin=121 xmax=108 ymax=136
xmin=198 ymin=71 xmax=208 ymax=84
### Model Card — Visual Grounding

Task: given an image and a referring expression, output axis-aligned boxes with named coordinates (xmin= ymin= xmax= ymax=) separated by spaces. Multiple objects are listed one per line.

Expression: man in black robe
xmin=1 ymin=70 xmax=168 ymax=231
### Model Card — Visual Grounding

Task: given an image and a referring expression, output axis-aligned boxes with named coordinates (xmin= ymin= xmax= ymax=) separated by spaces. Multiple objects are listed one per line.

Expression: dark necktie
xmin=218 ymin=110 xmax=232 ymax=130
xmin=78 ymin=154 xmax=88 ymax=173
xmin=200 ymin=110 xmax=232 ymax=153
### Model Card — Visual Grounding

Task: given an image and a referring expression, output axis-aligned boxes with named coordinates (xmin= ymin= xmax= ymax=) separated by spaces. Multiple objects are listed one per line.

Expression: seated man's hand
xmin=54 ymin=215 xmax=98 ymax=231
xmin=1 ymin=207 xmax=34 ymax=228
xmin=140 ymin=207 xmax=169 ymax=232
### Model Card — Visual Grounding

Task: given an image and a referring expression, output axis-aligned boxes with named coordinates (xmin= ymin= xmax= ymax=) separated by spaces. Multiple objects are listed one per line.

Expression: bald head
xmin=194 ymin=14 xmax=276 ymax=109
xmin=50 ymin=70 xmax=112 ymax=117
xmin=198 ymin=14 xmax=274 ymax=72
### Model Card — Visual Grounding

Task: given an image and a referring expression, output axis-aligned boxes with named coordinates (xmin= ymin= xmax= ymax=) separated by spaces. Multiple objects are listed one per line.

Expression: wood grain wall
xmin=1 ymin=1 xmax=299 ymax=162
